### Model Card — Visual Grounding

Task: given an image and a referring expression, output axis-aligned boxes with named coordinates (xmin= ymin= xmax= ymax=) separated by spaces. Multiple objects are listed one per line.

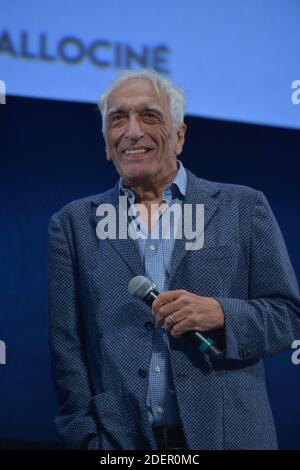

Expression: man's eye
xmin=141 ymin=111 xmax=160 ymax=121
xmin=110 ymin=115 xmax=126 ymax=127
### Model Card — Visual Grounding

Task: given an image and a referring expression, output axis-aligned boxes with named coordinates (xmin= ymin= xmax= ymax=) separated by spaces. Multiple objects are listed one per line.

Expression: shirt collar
xmin=118 ymin=159 xmax=187 ymax=201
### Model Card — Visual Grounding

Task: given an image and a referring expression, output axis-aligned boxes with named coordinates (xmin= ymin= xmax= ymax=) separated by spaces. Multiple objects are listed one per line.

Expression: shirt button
xmin=157 ymin=407 xmax=164 ymax=414
xmin=154 ymin=366 xmax=161 ymax=373
xmin=149 ymin=244 xmax=156 ymax=251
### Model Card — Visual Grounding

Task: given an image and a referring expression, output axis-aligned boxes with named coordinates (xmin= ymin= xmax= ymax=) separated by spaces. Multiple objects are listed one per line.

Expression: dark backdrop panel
xmin=0 ymin=96 xmax=299 ymax=448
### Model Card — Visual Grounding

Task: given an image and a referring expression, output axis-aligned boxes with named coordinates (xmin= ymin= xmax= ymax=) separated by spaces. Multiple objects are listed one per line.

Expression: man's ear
xmin=103 ymin=133 xmax=111 ymax=161
xmin=175 ymin=123 xmax=187 ymax=156
xmin=105 ymin=147 xmax=111 ymax=161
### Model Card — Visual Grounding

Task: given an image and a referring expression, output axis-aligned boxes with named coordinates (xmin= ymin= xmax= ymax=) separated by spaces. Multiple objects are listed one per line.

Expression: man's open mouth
xmin=124 ymin=148 xmax=149 ymax=155
xmin=124 ymin=148 xmax=152 ymax=158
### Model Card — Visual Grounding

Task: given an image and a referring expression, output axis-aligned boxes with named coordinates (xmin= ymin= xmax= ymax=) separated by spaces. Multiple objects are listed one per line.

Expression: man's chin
xmin=123 ymin=173 xmax=151 ymax=184
xmin=121 ymin=168 xmax=155 ymax=186
xmin=120 ymin=162 xmax=154 ymax=180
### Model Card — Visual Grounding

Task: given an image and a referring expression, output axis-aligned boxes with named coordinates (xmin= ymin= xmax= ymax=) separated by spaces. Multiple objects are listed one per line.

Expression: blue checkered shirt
xmin=119 ymin=159 xmax=187 ymax=427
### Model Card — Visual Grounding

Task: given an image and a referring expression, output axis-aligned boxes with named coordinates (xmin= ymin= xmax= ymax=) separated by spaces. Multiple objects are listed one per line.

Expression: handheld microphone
xmin=128 ymin=276 xmax=223 ymax=359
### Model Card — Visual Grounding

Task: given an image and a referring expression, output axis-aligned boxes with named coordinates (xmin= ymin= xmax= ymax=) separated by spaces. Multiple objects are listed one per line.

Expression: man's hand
xmin=151 ymin=290 xmax=224 ymax=337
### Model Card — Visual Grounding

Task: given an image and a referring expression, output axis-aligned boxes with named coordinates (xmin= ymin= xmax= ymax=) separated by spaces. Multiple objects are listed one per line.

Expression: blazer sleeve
xmin=48 ymin=212 xmax=100 ymax=449
xmin=217 ymin=190 xmax=300 ymax=361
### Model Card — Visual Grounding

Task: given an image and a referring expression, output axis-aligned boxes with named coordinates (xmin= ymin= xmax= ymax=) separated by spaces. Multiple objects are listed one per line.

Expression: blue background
xmin=1 ymin=97 xmax=300 ymax=448
xmin=1 ymin=0 xmax=300 ymax=129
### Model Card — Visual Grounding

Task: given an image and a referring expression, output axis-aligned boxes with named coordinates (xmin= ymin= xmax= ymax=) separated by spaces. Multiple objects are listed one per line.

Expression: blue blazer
xmin=48 ymin=169 xmax=300 ymax=450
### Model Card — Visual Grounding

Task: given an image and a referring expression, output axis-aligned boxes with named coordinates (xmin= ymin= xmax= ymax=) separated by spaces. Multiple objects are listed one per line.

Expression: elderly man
xmin=48 ymin=70 xmax=300 ymax=450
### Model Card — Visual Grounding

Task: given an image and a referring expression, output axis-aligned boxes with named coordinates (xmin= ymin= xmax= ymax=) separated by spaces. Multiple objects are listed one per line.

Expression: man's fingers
xmin=152 ymin=290 xmax=186 ymax=316
xmin=154 ymin=297 xmax=185 ymax=322
xmin=162 ymin=310 xmax=184 ymax=330
xmin=168 ymin=318 xmax=192 ymax=337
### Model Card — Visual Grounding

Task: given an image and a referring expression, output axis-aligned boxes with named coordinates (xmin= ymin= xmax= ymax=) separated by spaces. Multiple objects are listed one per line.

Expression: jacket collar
xmin=90 ymin=168 xmax=220 ymax=280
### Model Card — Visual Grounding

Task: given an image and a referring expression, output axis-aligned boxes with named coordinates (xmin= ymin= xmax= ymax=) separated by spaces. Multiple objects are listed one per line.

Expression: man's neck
xmin=123 ymin=167 xmax=178 ymax=205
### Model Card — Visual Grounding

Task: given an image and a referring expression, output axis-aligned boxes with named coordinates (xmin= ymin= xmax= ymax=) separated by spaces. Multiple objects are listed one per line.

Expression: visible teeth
xmin=125 ymin=148 xmax=147 ymax=155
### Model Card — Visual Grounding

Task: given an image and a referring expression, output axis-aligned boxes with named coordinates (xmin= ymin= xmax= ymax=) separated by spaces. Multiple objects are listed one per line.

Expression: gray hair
xmin=98 ymin=69 xmax=186 ymax=133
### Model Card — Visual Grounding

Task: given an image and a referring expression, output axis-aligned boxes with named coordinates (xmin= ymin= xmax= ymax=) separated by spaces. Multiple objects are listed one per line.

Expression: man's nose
xmin=124 ymin=115 xmax=144 ymax=141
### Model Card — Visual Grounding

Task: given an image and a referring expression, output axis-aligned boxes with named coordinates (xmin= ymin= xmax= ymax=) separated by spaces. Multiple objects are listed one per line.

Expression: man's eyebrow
xmin=142 ymin=105 xmax=164 ymax=116
xmin=107 ymin=106 xmax=126 ymax=118
xmin=107 ymin=104 xmax=164 ymax=120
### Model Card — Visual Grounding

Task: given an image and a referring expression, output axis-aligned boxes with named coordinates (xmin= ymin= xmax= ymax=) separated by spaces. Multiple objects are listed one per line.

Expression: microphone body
xmin=130 ymin=277 xmax=223 ymax=359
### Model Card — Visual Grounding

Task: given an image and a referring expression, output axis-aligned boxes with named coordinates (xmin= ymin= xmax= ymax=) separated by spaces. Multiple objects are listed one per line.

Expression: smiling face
xmin=103 ymin=78 xmax=186 ymax=188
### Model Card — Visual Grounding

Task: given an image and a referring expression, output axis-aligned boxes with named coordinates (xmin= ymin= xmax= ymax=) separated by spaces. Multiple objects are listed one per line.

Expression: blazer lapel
xmin=169 ymin=169 xmax=220 ymax=280
xmin=90 ymin=183 xmax=145 ymax=277
xmin=90 ymin=170 xmax=220 ymax=281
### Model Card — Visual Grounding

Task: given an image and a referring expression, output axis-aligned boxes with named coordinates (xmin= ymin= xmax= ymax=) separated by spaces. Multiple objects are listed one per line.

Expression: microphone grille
xmin=128 ymin=276 xmax=154 ymax=299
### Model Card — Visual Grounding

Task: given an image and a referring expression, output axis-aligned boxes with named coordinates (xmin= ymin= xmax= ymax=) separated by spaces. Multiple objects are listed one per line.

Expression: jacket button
xmin=138 ymin=368 xmax=147 ymax=378
xmin=144 ymin=321 xmax=154 ymax=331
xmin=239 ymin=349 xmax=250 ymax=359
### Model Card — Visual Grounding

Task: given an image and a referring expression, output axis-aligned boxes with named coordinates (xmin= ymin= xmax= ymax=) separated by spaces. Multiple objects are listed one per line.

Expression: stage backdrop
xmin=1 ymin=0 xmax=300 ymax=129
xmin=1 ymin=96 xmax=300 ymax=448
